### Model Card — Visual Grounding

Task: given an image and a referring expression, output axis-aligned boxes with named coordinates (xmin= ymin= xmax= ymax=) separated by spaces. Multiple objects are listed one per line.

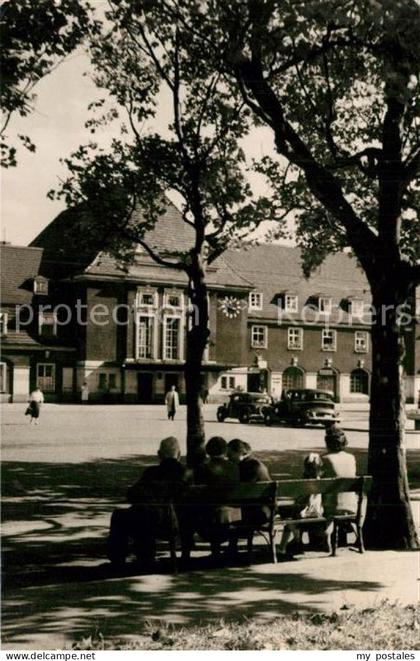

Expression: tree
xmin=165 ymin=0 xmax=420 ymax=547
xmin=0 ymin=0 xmax=94 ymax=167
xmin=51 ymin=0 xmax=271 ymax=466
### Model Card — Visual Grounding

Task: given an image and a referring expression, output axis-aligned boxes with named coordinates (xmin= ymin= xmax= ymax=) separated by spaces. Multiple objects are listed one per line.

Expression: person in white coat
xmin=165 ymin=385 xmax=179 ymax=421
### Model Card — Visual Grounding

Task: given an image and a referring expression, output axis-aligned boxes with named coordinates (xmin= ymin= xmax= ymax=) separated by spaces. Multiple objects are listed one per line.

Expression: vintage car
xmin=262 ymin=389 xmax=340 ymax=427
xmin=217 ymin=391 xmax=273 ymax=424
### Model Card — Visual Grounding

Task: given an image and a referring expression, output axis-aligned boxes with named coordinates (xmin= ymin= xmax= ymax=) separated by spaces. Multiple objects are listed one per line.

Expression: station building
xmin=1 ymin=201 xmax=419 ymax=404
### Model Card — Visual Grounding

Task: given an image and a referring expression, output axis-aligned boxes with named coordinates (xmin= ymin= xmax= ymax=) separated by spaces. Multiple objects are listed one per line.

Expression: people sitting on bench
xmin=227 ymin=438 xmax=272 ymax=527
xmin=107 ymin=436 xmax=190 ymax=570
xmin=322 ymin=427 xmax=357 ymax=548
xmin=322 ymin=427 xmax=357 ymax=516
xmin=227 ymin=438 xmax=271 ymax=483
xmin=277 ymin=452 xmax=324 ymax=560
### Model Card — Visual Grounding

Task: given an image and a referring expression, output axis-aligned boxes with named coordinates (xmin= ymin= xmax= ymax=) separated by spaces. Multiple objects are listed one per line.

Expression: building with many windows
xmin=1 ymin=201 xmax=419 ymax=404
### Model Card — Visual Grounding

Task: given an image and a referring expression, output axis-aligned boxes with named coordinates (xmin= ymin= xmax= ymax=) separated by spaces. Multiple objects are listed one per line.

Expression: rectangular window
xmin=165 ymin=292 xmax=183 ymax=308
xmin=164 ymin=316 xmax=181 ymax=360
xmin=98 ymin=373 xmax=107 ymax=390
xmin=249 ymin=292 xmax=263 ymax=311
xmin=137 ymin=291 xmax=157 ymax=307
xmin=221 ymin=376 xmax=227 ymax=389
xmin=39 ymin=311 xmax=57 ymax=337
xmin=34 ymin=278 xmax=48 ymax=295
xmin=37 ymin=363 xmax=55 ymax=391
xmin=229 ymin=376 xmax=236 ymax=389
xmin=0 ymin=312 xmax=8 ymax=335
xmin=355 ymin=330 xmax=369 ymax=353
xmin=284 ymin=294 xmax=298 ymax=313
xmin=0 ymin=362 xmax=7 ymax=392
xmin=319 ymin=297 xmax=332 ymax=314
xmin=321 ymin=329 xmax=337 ymax=351
xmin=251 ymin=325 xmax=267 ymax=348
xmin=287 ymin=327 xmax=303 ymax=350
xmin=137 ymin=315 xmax=154 ymax=359
xmin=108 ymin=373 xmax=117 ymax=390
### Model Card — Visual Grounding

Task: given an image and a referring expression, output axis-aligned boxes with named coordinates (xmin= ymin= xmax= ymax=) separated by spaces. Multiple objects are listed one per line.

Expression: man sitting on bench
xmin=107 ymin=436 xmax=190 ymax=570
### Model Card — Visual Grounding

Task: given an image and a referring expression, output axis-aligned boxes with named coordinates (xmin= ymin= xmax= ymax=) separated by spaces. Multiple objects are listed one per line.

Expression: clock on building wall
xmin=219 ymin=296 xmax=242 ymax=318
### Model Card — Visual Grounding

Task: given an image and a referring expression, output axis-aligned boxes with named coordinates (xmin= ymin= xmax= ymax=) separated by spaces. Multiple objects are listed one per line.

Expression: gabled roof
xmin=0 ymin=244 xmax=44 ymax=305
xmin=225 ymin=244 xmax=370 ymax=322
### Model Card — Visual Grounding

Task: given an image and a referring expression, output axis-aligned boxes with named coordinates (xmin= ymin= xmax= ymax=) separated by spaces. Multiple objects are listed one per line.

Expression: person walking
xmin=165 ymin=385 xmax=179 ymax=421
xmin=27 ymin=387 xmax=44 ymax=425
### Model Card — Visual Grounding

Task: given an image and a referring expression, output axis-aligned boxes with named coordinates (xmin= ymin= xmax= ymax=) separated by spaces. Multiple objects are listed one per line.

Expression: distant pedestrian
xmin=201 ymin=386 xmax=209 ymax=404
xmin=165 ymin=385 xmax=179 ymax=421
xmin=27 ymin=387 xmax=44 ymax=425
xmin=81 ymin=381 xmax=89 ymax=404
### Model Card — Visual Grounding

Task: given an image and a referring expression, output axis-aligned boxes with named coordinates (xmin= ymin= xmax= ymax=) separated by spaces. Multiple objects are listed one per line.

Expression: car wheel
xmin=239 ymin=410 xmax=250 ymax=424
xmin=291 ymin=418 xmax=302 ymax=428
xmin=217 ymin=408 xmax=226 ymax=422
xmin=264 ymin=413 xmax=273 ymax=427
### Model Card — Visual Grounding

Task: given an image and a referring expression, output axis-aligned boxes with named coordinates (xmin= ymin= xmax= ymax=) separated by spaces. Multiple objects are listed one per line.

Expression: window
xmin=288 ymin=327 xmax=303 ymax=350
xmin=0 ymin=362 xmax=7 ymax=392
xmin=137 ymin=315 xmax=155 ymax=359
xmin=98 ymin=372 xmax=117 ymax=390
xmin=355 ymin=330 xmax=369 ymax=353
xmin=284 ymin=294 xmax=298 ymax=313
xmin=350 ymin=368 xmax=369 ymax=394
xmin=349 ymin=299 xmax=364 ymax=317
xmin=319 ymin=297 xmax=332 ymax=314
xmin=0 ymin=312 xmax=8 ymax=335
xmin=249 ymin=292 xmax=263 ymax=311
xmin=282 ymin=366 xmax=304 ymax=390
xmin=165 ymin=292 xmax=183 ymax=308
xmin=251 ymin=325 xmax=267 ymax=348
xmin=164 ymin=316 xmax=181 ymax=360
xmin=321 ymin=329 xmax=337 ymax=351
xmin=33 ymin=277 xmax=48 ymax=295
xmin=39 ymin=311 xmax=57 ymax=337
xmin=137 ymin=290 xmax=157 ymax=307
xmin=37 ymin=363 xmax=55 ymax=391
xmin=98 ymin=373 xmax=107 ymax=390
xmin=221 ymin=375 xmax=235 ymax=390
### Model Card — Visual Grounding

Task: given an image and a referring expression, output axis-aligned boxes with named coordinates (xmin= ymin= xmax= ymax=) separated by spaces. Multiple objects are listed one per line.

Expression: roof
xmin=224 ymin=244 xmax=370 ymax=322
xmin=0 ymin=244 xmax=44 ymax=305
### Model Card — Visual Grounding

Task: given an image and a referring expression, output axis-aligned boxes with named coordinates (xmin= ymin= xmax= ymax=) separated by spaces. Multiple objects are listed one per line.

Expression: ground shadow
xmin=2 ymin=451 xmax=419 ymax=647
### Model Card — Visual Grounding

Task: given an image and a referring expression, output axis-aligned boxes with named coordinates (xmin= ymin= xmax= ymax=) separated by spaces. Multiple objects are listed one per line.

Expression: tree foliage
xmin=0 ymin=0 xmax=94 ymax=167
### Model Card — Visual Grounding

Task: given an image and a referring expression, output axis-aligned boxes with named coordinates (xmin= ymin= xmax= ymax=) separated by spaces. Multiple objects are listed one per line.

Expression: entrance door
xmin=137 ymin=372 xmax=154 ymax=403
xmin=317 ymin=370 xmax=337 ymax=400
xmin=164 ymin=373 xmax=179 ymax=394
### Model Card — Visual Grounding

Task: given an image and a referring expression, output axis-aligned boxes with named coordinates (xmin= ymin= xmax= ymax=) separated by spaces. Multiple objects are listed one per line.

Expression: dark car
xmin=217 ymin=391 xmax=272 ymax=424
xmin=263 ymin=389 xmax=340 ymax=428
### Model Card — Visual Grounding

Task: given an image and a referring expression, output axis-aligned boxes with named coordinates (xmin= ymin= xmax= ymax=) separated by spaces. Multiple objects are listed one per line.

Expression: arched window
xmin=282 ymin=366 xmax=304 ymax=390
xmin=350 ymin=369 xmax=369 ymax=395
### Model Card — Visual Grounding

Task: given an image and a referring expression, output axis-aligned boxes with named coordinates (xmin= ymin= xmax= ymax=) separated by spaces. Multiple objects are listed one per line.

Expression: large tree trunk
xmin=364 ymin=282 xmax=419 ymax=549
xmin=185 ymin=256 xmax=209 ymax=468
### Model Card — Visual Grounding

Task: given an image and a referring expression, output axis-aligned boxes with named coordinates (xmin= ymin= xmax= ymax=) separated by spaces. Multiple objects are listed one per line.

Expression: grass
xmin=72 ymin=602 xmax=420 ymax=650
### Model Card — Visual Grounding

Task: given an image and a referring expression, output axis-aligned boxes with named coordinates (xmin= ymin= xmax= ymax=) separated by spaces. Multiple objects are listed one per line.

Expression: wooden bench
xmin=126 ymin=476 xmax=372 ymax=568
xmin=272 ymin=476 xmax=372 ymax=561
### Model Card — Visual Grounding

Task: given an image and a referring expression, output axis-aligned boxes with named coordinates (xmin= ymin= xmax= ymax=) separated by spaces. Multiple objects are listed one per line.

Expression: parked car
xmin=217 ymin=391 xmax=272 ymax=424
xmin=262 ymin=389 xmax=340 ymax=427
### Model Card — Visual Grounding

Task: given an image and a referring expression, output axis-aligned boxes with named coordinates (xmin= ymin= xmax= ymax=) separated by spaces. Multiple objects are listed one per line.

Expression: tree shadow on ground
xmin=2 ymin=452 xmax=419 ymax=647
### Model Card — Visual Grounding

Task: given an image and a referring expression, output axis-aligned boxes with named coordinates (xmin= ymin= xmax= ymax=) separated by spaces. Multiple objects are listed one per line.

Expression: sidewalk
xmin=2 ymin=547 xmax=419 ymax=650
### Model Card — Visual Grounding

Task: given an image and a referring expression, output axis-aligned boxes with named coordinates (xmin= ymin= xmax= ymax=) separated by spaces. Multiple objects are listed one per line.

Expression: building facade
xmin=1 ymin=203 xmax=419 ymax=404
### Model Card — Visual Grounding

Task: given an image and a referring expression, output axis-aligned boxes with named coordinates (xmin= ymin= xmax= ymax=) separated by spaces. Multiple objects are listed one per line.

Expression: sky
xmin=1 ymin=45 xmax=282 ymax=248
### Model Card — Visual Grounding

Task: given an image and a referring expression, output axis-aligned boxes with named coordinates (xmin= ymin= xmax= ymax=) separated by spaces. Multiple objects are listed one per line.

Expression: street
xmin=1 ymin=403 xmax=418 ymax=464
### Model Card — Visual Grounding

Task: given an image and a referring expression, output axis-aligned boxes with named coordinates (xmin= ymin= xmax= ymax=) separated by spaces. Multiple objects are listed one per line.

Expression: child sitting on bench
xmin=277 ymin=453 xmax=323 ymax=560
